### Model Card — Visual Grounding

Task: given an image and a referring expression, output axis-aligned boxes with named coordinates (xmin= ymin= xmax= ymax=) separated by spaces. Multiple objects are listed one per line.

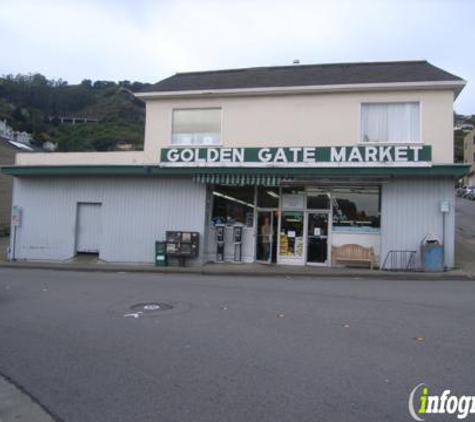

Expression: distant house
xmin=15 ymin=131 xmax=32 ymax=145
xmin=42 ymin=141 xmax=57 ymax=152
xmin=0 ymin=137 xmax=36 ymax=232
xmin=0 ymin=120 xmax=14 ymax=141
xmin=115 ymin=141 xmax=134 ymax=151
xmin=463 ymin=128 xmax=475 ymax=186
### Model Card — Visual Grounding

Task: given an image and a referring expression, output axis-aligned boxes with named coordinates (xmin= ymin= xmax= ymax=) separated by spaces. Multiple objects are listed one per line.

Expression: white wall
xmin=381 ymin=177 xmax=455 ymax=269
xmin=11 ymin=177 xmax=207 ymax=264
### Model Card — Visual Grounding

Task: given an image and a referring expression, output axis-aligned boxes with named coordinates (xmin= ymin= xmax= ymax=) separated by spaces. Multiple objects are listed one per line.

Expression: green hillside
xmin=0 ymin=74 xmax=151 ymax=151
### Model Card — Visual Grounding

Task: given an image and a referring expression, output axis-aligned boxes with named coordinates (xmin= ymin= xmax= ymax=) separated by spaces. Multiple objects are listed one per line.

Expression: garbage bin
xmin=420 ymin=235 xmax=444 ymax=272
xmin=155 ymin=241 xmax=168 ymax=267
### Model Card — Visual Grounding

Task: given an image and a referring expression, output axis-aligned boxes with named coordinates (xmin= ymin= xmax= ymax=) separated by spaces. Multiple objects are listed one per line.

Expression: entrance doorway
xmin=278 ymin=211 xmax=305 ymax=265
xmin=306 ymin=212 xmax=329 ymax=264
xmin=76 ymin=203 xmax=102 ymax=254
xmin=256 ymin=210 xmax=278 ymax=263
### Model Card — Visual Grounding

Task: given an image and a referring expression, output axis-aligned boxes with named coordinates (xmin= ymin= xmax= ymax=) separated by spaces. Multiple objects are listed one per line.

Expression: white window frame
xmin=358 ymin=101 xmax=422 ymax=145
xmin=170 ymin=107 xmax=223 ymax=146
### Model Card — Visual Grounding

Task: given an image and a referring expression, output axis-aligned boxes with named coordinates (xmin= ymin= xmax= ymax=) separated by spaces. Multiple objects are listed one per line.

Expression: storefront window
xmin=307 ymin=189 xmax=330 ymax=209
xmin=332 ymin=187 xmax=380 ymax=232
xmin=212 ymin=186 xmax=255 ymax=227
xmin=257 ymin=187 xmax=279 ymax=208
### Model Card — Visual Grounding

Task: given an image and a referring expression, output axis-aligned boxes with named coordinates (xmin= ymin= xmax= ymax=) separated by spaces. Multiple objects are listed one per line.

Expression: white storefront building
xmin=2 ymin=61 xmax=469 ymax=269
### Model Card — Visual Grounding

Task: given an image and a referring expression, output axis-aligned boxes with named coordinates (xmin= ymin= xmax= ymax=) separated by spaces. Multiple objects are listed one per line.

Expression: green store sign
xmin=161 ymin=145 xmax=432 ymax=167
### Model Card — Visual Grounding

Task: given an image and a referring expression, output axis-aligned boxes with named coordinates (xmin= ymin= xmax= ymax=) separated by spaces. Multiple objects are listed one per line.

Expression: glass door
xmin=256 ymin=211 xmax=277 ymax=263
xmin=278 ymin=211 xmax=305 ymax=265
xmin=306 ymin=212 xmax=329 ymax=265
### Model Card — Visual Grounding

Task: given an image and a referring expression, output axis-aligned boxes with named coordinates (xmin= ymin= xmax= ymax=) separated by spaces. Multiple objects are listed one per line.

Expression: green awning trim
xmin=1 ymin=164 xmax=471 ymax=179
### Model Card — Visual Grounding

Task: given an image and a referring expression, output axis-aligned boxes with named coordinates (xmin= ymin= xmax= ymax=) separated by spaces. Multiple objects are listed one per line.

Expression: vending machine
xmin=165 ymin=231 xmax=200 ymax=266
xmin=215 ymin=224 xmax=225 ymax=262
xmin=233 ymin=225 xmax=243 ymax=263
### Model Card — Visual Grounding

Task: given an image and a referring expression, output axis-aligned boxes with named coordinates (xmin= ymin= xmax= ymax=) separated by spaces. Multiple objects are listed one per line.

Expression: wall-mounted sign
xmin=281 ymin=194 xmax=305 ymax=209
xmin=440 ymin=199 xmax=450 ymax=213
xmin=161 ymin=145 xmax=431 ymax=167
xmin=11 ymin=205 xmax=22 ymax=227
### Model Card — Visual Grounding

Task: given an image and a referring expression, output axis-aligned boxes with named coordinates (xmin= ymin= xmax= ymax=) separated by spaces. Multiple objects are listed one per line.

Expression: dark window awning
xmin=192 ymin=174 xmax=281 ymax=186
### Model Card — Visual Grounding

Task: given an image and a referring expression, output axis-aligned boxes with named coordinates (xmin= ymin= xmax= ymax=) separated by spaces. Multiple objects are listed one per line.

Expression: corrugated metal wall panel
xmin=381 ymin=177 xmax=455 ymax=269
xmin=11 ymin=177 xmax=207 ymax=263
xmin=11 ymin=175 xmax=457 ymax=269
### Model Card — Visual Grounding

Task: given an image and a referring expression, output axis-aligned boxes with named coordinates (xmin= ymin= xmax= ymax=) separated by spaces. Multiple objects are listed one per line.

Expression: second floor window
xmin=172 ymin=108 xmax=221 ymax=145
xmin=361 ymin=102 xmax=420 ymax=144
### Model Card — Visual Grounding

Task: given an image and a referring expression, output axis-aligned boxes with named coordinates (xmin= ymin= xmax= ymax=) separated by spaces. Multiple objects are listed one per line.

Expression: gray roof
xmin=144 ymin=61 xmax=464 ymax=93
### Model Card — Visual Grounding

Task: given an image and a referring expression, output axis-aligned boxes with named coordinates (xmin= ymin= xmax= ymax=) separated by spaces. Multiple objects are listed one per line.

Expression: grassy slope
xmin=52 ymin=88 xmax=145 ymax=151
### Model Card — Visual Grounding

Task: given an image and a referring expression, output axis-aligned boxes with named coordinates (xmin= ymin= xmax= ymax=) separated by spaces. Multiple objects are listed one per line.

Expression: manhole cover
xmin=130 ymin=302 xmax=174 ymax=313
xmin=144 ymin=305 xmax=160 ymax=311
xmin=107 ymin=299 xmax=190 ymax=318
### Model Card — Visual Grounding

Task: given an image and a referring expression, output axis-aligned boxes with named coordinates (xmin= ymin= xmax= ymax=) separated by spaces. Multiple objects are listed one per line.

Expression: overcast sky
xmin=1 ymin=0 xmax=474 ymax=114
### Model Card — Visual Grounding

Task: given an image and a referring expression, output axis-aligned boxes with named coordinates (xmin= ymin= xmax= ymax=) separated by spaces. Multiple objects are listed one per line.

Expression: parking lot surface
xmin=0 ymin=269 xmax=474 ymax=422
xmin=455 ymin=196 xmax=475 ymax=274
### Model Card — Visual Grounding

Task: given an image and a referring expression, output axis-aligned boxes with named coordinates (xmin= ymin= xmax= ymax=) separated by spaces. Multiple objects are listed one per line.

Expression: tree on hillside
xmin=0 ymin=72 xmax=146 ymax=152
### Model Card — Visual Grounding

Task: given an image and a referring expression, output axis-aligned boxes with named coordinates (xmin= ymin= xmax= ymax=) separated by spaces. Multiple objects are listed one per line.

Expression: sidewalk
xmin=0 ymin=375 xmax=55 ymax=422
xmin=0 ymin=237 xmax=8 ymax=261
xmin=1 ymin=235 xmax=472 ymax=280
xmin=0 ymin=256 xmax=472 ymax=280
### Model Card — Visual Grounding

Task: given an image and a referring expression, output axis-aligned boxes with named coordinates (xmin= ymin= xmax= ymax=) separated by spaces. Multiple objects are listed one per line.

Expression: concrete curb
xmin=0 ymin=260 xmax=472 ymax=281
xmin=0 ymin=374 xmax=56 ymax=422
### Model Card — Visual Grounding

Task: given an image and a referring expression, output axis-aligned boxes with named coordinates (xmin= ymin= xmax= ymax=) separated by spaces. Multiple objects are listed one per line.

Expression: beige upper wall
xmin=143 ymin=89 xmax=455 ymax=164
xmin=15 ymin=151 xmax=146 ymax=165
xmin=13 ymin=88 xmax=455 ymax=166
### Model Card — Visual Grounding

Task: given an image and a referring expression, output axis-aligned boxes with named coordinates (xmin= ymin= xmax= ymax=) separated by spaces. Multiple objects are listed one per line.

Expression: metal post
xmin=11 ymin=225 xmax=16 ymax=261
xmin=442 ymin=211 xmax=446 ymax=271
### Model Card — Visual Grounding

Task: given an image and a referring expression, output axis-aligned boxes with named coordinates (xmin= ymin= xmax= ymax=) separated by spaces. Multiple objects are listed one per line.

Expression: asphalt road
xmin=0 ymin=269 xmax=474 ymax=422
xmin=455 ymin=196 xmax=475 ymax=273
